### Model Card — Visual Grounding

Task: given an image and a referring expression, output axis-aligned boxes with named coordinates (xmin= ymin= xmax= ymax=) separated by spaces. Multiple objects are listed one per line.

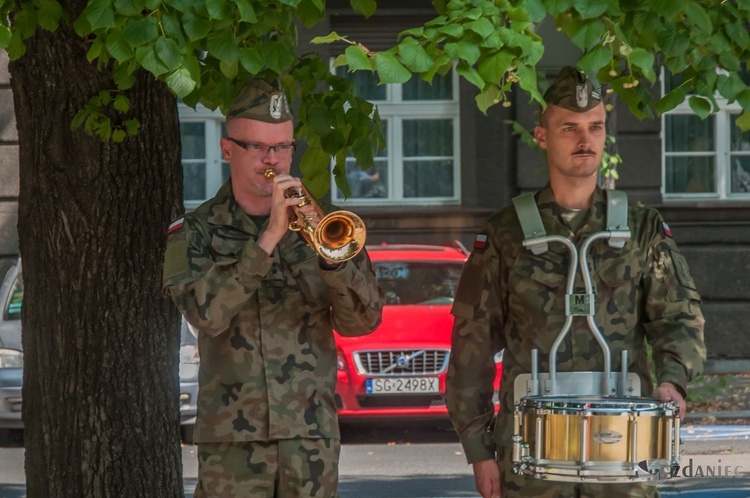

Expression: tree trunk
xmin=9 ymin=1 xmax=185 ymax=496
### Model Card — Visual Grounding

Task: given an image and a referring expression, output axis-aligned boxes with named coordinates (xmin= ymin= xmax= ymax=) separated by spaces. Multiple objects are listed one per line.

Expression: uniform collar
xmin=536 ymin=183 xmax=608 ymax=236
xmin=205 ymin=180 xmax=259 ymax=234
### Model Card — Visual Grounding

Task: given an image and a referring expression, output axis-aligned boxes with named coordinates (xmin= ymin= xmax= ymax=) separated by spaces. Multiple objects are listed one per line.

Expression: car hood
xmin=335 ymin=305 xmax=453 ymax=349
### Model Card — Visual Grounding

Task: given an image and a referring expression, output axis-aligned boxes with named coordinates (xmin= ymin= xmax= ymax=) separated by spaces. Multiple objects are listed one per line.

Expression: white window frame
xmin=178 ymin=103 xmax=227 ymax=210
xmin=331 ymin=67 xmax=461 ymax=207
xmin=661 ymin=70 xmax=750 ymax=201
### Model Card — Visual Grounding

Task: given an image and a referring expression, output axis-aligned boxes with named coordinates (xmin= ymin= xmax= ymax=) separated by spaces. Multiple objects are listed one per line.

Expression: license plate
xmin=366 ymin=377 xmax=439 ymax=394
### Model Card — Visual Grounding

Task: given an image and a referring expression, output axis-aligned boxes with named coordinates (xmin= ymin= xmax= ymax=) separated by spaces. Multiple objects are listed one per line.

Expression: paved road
xmin=0 ymin=425 xmax=748 ymax=497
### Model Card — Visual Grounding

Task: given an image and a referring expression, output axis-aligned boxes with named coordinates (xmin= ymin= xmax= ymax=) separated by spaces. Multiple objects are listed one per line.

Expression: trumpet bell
xmin=314 ymin=211 xmax=366 ymax=263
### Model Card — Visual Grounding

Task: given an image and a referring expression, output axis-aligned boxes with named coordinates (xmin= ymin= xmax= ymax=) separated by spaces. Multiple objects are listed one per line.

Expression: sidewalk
xmin=685 ymin=372 xmax=750 ymax=425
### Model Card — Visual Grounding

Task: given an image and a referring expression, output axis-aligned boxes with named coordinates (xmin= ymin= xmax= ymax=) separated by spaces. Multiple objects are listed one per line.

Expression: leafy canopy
xmin=2 ymin=0 xmax=749 ymax=195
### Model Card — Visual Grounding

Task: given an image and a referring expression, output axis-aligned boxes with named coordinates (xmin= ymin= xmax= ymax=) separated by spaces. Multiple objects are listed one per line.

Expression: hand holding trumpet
xmin=261 ymin=168 xmax=366 ymax=264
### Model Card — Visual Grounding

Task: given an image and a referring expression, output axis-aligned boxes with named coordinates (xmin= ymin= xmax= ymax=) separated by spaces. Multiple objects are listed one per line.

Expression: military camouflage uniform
xmin=163 ymin=180 xmax=382 ymax=497
xmin=446 ymin=184 xmax=706 ymax=497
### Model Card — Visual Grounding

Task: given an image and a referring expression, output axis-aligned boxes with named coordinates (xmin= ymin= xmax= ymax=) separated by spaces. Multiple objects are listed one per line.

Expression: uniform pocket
xmin=593 ymin=250 xmax=646 ymax=331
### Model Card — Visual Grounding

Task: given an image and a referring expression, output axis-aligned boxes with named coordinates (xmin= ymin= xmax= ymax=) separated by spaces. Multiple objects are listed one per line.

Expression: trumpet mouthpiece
xmin=264 ymin=168 xmax=276 ymax=179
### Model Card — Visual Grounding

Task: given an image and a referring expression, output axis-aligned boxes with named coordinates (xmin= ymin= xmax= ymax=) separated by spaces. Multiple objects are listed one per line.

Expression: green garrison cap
xmin=227 ymin=79 xmax=292 ymax=123
xmin=543 ymin=66 xmax=602 ymax=112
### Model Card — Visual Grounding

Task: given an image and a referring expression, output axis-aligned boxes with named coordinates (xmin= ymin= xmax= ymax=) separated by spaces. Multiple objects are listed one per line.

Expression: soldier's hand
xmin=257 ymin=173 xmax=303 ymax=255
xmin=472 ymin=459 xmax=501 ymax=498
xmin=654 ymin=382 xmax=686 ymax=421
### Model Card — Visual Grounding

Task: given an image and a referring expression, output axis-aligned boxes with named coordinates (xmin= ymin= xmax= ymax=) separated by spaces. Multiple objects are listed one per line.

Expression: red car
xmin=334 ymin=242 xmax=503 ymax=421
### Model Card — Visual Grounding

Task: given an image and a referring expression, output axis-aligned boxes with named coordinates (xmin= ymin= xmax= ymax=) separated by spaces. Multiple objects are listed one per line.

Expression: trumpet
xmin=264 ymin=168 xmax=366 ymax=263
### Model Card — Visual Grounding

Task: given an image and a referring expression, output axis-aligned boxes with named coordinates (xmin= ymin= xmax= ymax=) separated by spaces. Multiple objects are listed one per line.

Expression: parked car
xmin=0 ymin=259 xmax=199 ymax=442
xmin=0 ymin=259 xmax=23 ymax=434
xmin=334 ymin=242 xmax=503 ymax=422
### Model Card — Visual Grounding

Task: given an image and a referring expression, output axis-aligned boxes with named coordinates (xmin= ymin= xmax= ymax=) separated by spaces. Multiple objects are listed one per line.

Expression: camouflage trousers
xmin=498 ymin=447 xmax=659 ymax=497
xmin=194 ymin=438 xmax=341 ymax=498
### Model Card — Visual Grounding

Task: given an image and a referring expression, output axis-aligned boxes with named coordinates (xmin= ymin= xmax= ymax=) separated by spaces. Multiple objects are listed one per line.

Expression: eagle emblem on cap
xmin=269 ymin=94 xmax=284 ymax=120
xmin=575 ymin=83 xmax=589 ymax=108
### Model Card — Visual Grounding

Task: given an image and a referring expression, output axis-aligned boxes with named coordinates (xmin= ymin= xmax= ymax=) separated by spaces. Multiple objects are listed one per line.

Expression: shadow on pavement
xmin=340 ymin=420 xmax=459 ymax=445
xmin=339 ymin=474 xmax=475 ymax=498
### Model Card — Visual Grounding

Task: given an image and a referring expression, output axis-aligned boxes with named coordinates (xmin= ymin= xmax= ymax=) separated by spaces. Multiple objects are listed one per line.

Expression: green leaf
xmin=350 ymin=0 xmax=377 ymax=17
xmin=166 ymin=67 xmax=197 ymax=98
xmin=515 ymin=63 xmax=544 ymax=104
xmin=444 ymin=40 xmax=481 ymax=65
xmin=182 ymin=12 xmax=210 ymax=42
xmin=344 ymin=45 xmax=372 ymax=71
xmin=475 ymin=84 xmax=503 ymax=114
xmin=105 ymin=30 xmax=134 ymax=63
xmin=232 ymin=0 xmax=257 ymax=23
xmin=311 ymin=31 xmax=347 ymax=44
xmin=307 ymin=102 xmax=332 ymax=137
xmin=207 ymin=29 xmax=239 ymax=65
xmin=736 ymin=112 xmax=750 ymax=133
xmin=477 ymin=50 xmax=514 ymax=84
xmin=573 ymin=0 xmax=608 ymax=19
xmin=113 ymin=60 xmax=137 ymax=90
xmin=438 ymin=23 xmax=464 ymax=39
xmin=37 ymin=0 xmax=63 ymax=31
xmin=629 ymin=48 xmax=656 ymax=82
xmin=657 ymin=28 xmax=690 ymax=57
xmin=260 ymin=40 xmax=296 ymax=73
xmin=206 ymin=0 xmax=232 ymax=20
xmin=135 ymin=45 xmax=169 ymax=77
xmin=299 ymin=147 xmax=332 ymax=196
xmin=545 ymin=0 xmax=573 ymax=15
xmin=578 ymin=45 xmax=611 ymax=74
xmin=684 ymin=0 xmax=712 ymax=33
xmin=569 ymin=19 xmax=606 ymax=49
xmin=113 ymin=94 xmax=130 ymax=112
xmin=466 ymin=18 xmax=495 ymax=40
xmin=398 ymin=37 xmax=433 ymax=73
xmin=82 ymin=0 xmax=116 ymax=31
xmin=736 ymin=88 xmax=750 ymax=112
xmin=239 ymin=47 xmax=263 ymax=74
xmin=374 ymin=51 xmax=412 ymax=84
xmin=718 ymin=52 xmax=742 ymax=72
xmin=155 ymin=36 xmax=182 ymax=71
xmin=351 ymin=136 xmax=374 ymax=168
xmin=112 ymin=129 xmax=127 ymax=143
xmin=87 ymin=36 xmax=104 ymax=63
xmin=0 ymin=26 xmax=11 ymax=48
xmin=688 ymin=95 xmax=712 ymax=119
xmin=296 ymin=0 xmax=324 ymax=28
xmin=456 ymin=61 xmax=484 ymax=90
xmin=724 ymin=22 xmax=750 ymax=52
xmin=523 ymin=0 xmax=547 ymax=22
xmin=123 ymin=17 xmax=159 ymax=47
xmin=114 ymin=0 xmax=142 ymax=16
xmin=650 ymin=0 xmax=683 ymax=19
xmin=717 ymin=73 xmax=746 ymax=102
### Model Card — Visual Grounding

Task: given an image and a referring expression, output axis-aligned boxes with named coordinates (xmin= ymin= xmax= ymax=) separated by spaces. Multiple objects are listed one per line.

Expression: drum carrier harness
xmin=509 ymin=189 xmax=681 ymax=483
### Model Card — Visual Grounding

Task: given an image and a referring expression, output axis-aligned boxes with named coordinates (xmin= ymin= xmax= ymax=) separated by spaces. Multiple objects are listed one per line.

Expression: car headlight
xmin=180 ymin=345 xmax=199 ymax=364
xmin=494 ymin=349 xmax=504 ymax=364
xmin=0 ymin=349 xmax=23 ymax=369
xmin=337 ymin=350 xmax=347 ymax=371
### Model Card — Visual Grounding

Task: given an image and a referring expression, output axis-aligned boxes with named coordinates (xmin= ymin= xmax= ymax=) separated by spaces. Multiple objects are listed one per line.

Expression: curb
xmin=685 ymin=410 xmax=750 ymax=422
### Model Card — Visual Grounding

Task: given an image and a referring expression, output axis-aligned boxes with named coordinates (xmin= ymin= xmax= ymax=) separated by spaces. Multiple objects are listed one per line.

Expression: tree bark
xmin=9 ymin=1 xmax=185 ymax=496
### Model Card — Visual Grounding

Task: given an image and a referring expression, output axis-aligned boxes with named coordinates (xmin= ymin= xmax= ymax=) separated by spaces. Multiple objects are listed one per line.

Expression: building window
xmin=662 ymin=69 xmax=750 ymax=200
xmin=178 ymin=104 xmax=229 ymax=209
xmin=332 ymin=67 xmax=461 ymax=206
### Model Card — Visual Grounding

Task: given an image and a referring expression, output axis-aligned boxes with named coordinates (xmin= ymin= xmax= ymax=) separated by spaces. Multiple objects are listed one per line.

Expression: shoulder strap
xmin=605 ymin=189 xmax=630 ymax=249
xmin=513 ymin=193 xmax=548 ymax=255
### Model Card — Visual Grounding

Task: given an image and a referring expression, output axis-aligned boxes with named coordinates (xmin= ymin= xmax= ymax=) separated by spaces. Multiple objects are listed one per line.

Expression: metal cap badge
xmin=543 ymin=66 xmax=602 ymax=112
xmin=227 ymin=79 xmax=292 ymax=123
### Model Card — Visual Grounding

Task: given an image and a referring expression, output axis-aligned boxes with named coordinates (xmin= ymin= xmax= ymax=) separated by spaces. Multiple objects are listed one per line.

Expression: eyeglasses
xmin=227 ymin=138 xmax=296 ymax=156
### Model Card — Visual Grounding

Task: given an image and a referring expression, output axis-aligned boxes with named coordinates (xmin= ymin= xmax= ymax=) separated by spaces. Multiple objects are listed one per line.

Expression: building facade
xmin=1 ymin=5 xmax=749 ymax=369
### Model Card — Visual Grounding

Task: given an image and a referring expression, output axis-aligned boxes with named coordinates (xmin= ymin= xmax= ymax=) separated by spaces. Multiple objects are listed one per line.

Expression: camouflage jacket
xmin=446 ymin=185 xmax=706 ymax=463
xmin=162 ymin=181 xmax=383 ymax=443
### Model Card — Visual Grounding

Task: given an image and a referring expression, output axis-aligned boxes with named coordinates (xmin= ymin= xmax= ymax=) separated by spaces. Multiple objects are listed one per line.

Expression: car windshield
xmin=374 ymin=261 xmax=463 ymax=305
xmin=4 ymin=275 xmax=22 ymax=321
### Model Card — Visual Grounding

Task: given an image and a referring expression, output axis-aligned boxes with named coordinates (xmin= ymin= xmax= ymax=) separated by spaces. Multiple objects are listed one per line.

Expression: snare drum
xmin=512 ymin=395 xmax=680 ymax=482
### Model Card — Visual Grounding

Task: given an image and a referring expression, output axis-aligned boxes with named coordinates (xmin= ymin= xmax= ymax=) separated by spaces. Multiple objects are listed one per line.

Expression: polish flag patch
xmin=168 ymin=217 xmax=184 ymax=234
xmin=473 ymin=233 xmax=488 ymax=253
xmin=661 ymin=221 xmax=672 ymax=238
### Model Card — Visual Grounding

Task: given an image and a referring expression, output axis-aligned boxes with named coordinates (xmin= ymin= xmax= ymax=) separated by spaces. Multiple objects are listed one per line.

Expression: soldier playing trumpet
xmin=163 ymin=78 xmax=383 ymax=498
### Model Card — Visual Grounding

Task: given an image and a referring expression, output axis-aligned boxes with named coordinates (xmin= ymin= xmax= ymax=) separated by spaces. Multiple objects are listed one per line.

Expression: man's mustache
xmin=573 ymin=149 xmax=595 ymax=156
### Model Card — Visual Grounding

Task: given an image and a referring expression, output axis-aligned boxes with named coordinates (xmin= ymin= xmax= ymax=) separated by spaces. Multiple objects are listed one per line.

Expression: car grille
xmin=355 ymin=350 xmax=449 ymax=376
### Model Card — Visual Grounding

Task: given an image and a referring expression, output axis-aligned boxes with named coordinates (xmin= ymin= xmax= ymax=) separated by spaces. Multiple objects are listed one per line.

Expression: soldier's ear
xmin=534 ymin=125 xmax=547 ymax=150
